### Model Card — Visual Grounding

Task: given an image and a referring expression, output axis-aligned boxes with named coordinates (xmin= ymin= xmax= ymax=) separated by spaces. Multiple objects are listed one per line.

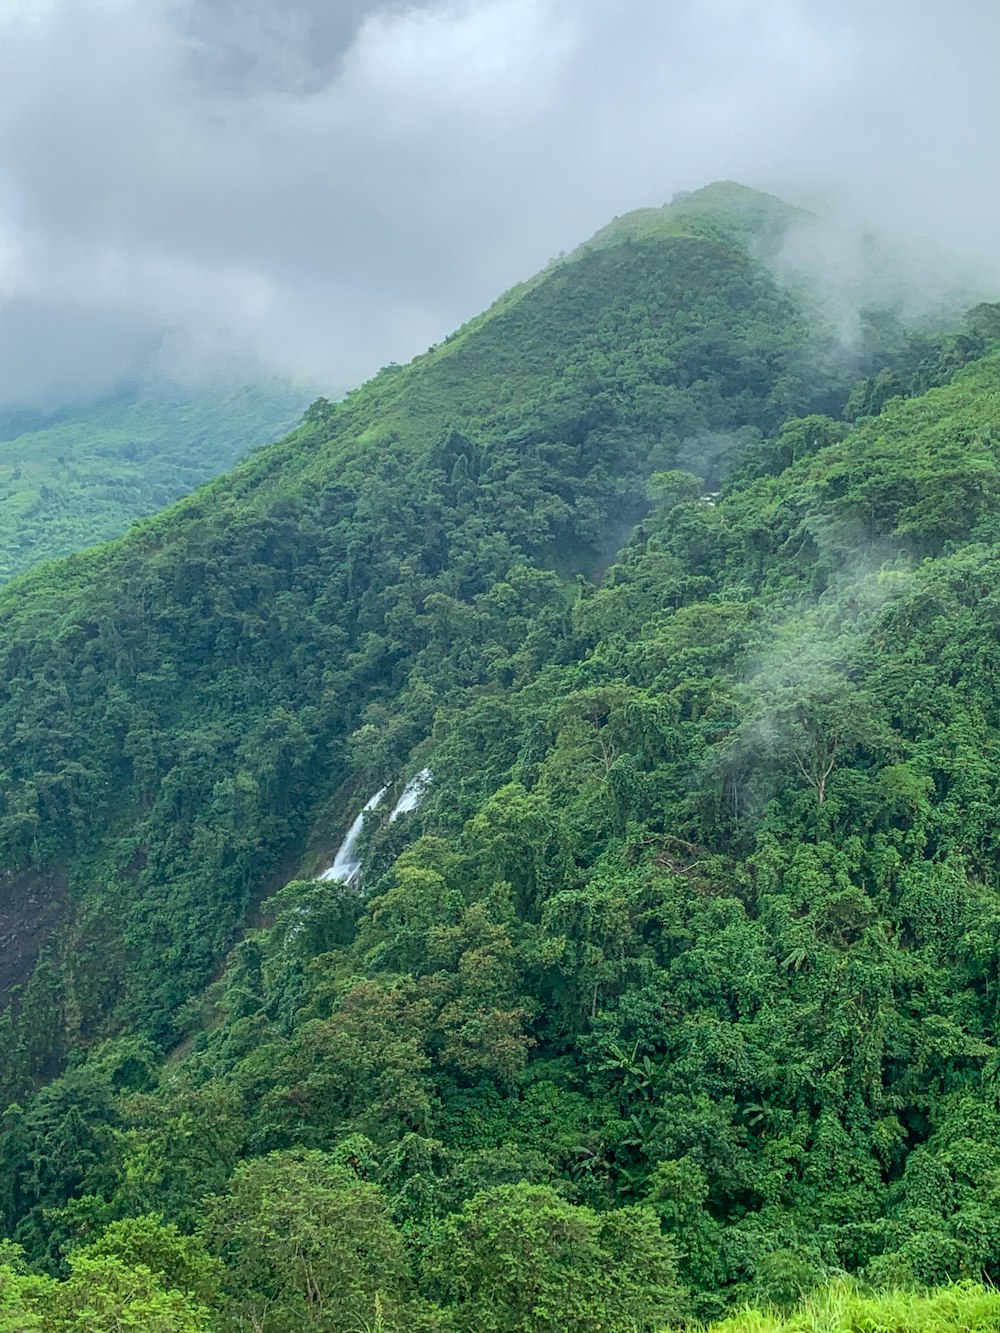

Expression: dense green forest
xmin=0 ymin=382 xmax=308 ymax=582
xmin=3 ymin=183 xmax=1000 ymax=1328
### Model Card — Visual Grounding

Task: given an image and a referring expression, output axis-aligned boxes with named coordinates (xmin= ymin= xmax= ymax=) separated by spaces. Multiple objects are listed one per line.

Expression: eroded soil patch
xmin=0 ymin=866 xmax=67 ymax=1003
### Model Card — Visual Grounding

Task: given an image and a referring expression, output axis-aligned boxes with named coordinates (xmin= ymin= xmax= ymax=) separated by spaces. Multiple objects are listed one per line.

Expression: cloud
xmin=0 ymin=0 xmax=998 ymax=406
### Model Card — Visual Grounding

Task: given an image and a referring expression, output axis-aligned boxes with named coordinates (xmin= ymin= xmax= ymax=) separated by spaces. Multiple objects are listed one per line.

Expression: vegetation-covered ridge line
xmin=0 ymin=182 xmax=850 ymax=608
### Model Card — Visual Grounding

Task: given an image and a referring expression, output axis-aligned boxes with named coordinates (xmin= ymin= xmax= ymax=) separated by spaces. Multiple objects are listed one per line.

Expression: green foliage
xmin=4 ymin=185 xmax=1000 ymax=1326
xmin=423 ymin=1182 xmax=683 ymax=1331
xmin=200 ymin=1149 xmax=411 ymax=1331
xmin=0 ymin=1247 xmax=213 ymax=1331
xmin=82 ymin=1215 xmax=223 ymax=1309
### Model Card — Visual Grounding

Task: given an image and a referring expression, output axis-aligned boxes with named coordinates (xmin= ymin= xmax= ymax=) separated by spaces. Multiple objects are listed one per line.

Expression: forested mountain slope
xmin=2 ymin=183 xmax=1000 ymax=1329
xmin=0 ymin=184 xmax=855 ymax=1050
xmin=0 ymin=381 xmax=309 ymax=582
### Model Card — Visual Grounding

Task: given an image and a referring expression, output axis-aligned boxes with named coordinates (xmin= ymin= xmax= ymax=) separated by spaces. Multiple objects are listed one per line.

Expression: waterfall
xmin=319 ymin=785 xmax=388 ymax=884
xmin=389 ymin=768 xmax=432 ymax=822
xmin=318 ymin=768 xmax=432 ymax=886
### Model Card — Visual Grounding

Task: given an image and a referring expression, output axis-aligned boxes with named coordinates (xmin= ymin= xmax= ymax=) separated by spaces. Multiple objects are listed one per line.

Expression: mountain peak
xmin=667 ymin=179 xmax=804 ymax=217
xmin=584 ymin=180 xmax=810 ymax=254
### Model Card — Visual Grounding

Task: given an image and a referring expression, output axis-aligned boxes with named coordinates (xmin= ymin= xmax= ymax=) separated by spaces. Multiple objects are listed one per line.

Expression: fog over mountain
xmin=0 ymin=0 xmax=997 ymax=407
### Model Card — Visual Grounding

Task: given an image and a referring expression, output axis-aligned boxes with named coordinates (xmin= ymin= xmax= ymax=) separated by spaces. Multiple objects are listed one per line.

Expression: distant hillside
xmin=0 ymin=382 xmax=310 ymax=581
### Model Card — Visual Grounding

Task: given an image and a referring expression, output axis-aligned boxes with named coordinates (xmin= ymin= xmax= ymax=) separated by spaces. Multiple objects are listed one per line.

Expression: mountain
xmin=0 ymin=381 xmax=310 ymax=582
xmin=0 ymin=184 xmax=863 ymax=1038
xmin=1 ymin=183 xmax=1000 ymax=1328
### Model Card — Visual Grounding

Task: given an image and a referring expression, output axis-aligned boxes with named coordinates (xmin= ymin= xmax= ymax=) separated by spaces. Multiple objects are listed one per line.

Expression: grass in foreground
xmin=696 ymin=1281 xmax=1000 ymax=1332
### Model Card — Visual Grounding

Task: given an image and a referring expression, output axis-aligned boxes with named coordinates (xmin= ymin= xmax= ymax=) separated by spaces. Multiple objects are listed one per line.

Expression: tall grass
xmin=689 ymin=1281 xmax=1000 ymax=1332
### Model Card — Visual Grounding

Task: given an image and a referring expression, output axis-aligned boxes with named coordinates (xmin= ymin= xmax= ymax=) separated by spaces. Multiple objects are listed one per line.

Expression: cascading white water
xmin=318 ymin=768 xmax=432 ymax=886
xmin=319 ymin=785 xmax=388 ymax=884
xmin=389 ymin=767 xmax=432 ymax=822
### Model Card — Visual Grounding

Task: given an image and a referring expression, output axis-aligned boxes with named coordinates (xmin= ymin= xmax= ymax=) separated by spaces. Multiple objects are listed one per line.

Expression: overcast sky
xmin=0 ymin=0 xmax=998 ymax=407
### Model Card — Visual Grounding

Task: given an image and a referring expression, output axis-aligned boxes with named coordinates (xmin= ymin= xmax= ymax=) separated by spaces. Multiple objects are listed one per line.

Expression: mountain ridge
xmin=0 ymin=182 xmax=871 ymax=1061
xmin=2 ymin=185 xmax=1000 ymax=1326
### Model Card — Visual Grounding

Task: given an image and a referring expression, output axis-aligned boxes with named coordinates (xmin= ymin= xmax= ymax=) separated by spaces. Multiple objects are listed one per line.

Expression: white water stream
xmin=319 ymin=785 xmax=388 ymax=884
xmin=319 ymin=769 xmax=432 ymax=885
xmin=389 ymin=767 xmax=432 ymax=822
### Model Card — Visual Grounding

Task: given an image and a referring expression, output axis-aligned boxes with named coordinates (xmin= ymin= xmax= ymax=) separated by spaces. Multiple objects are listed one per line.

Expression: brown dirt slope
xmin=0 ymin=866 xmax=67 ymax=1003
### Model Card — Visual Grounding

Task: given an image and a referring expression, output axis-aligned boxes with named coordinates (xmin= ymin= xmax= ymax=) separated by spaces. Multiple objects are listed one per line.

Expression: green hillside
xmin=0 ymin=382 xmax=309 ymax=582
xmin=2 ymin=183 xmax=1000 ymax=1328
